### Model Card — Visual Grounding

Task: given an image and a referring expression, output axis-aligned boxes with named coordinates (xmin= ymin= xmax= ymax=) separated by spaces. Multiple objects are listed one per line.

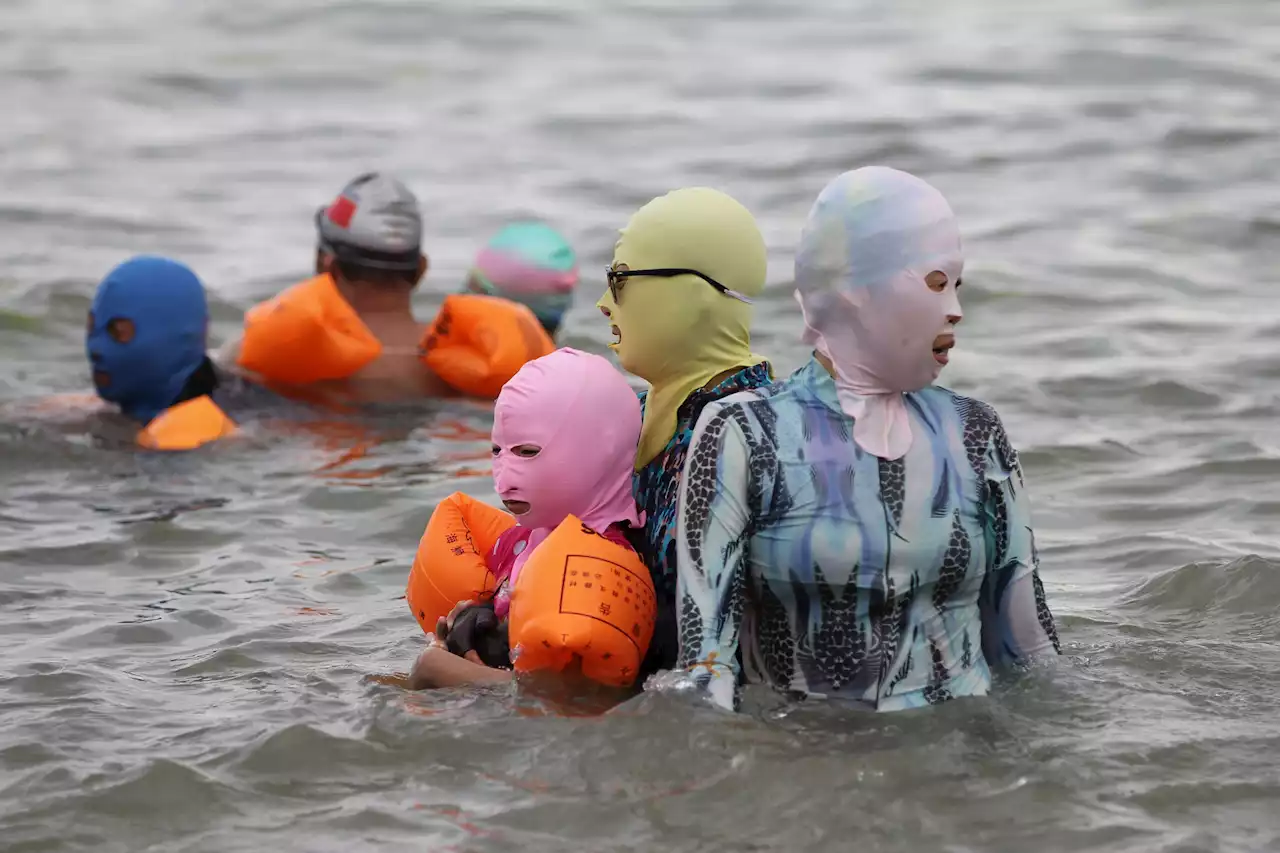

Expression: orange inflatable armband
xmin=137 ymin=396 xmax=237 ymax=451
xmin=406 ymin=492 xmax=517 ymax=635
xmin=508 ymin=516 xmax=657 ymax=688
xmin=419 ymin=294 xmax=555 ymax=400
xmin=237 ymin=274 xmax=382 ymax=385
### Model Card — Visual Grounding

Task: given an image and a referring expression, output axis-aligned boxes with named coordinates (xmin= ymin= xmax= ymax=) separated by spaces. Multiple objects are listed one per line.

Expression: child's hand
xmin=433 ymin=599 xmax=490 ymax=665
xmin=432 ymin=601 xmax=467 ymax=647
xmin=436 ymin=600 xmax=475 ymax=641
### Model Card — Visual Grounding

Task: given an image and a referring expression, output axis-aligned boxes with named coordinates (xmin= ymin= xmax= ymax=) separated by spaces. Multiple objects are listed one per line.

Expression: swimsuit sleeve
xmin=488 ymin=525 xmax=532 ymax=598
xmin=978 ymin=409 xmax=1062 ymax=667
xmin=675 ymin=401 xmax=753 ymax=711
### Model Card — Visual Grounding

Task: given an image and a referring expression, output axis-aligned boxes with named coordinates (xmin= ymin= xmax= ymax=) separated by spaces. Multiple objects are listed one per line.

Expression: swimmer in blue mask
xmin=86 ymin=255 xmax=245 ymax=450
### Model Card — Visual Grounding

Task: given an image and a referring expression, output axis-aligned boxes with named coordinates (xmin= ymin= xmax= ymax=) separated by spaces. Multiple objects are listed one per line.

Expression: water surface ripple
xmin=2 ymin=1 xmax=1279 ymax=850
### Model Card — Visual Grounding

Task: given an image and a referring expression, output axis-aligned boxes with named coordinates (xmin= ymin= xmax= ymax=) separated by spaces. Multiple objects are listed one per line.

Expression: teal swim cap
xmin=466 ymin=222 xmax=578 ymax=333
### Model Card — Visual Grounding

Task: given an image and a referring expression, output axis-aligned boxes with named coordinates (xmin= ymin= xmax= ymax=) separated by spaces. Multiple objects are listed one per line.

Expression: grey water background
xmin=1 ymin=0 xmax=1279 ymax=850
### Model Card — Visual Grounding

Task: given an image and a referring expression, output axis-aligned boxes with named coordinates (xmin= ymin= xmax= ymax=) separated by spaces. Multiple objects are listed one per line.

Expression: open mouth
xmin=502 ymin=499 xmax=531 ymax=516
xmin=609 ymin=325 xmax=621 ymax=349
xmin=931 ymin=334 xmax=956 ymax=366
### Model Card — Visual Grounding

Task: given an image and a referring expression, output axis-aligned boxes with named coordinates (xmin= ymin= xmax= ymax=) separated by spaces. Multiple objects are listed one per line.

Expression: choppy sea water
xmin=2 ymin=1 xmax=1279 ymax=850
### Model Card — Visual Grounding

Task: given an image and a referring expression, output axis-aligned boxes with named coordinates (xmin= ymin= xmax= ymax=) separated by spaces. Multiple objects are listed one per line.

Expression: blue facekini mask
xmin=86 ymin=256 xmax=209 ymax=424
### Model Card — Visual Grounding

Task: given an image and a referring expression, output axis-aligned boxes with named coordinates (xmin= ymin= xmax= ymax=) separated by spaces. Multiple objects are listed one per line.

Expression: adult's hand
xmin=407 ymin=644 xmax=513 ymax=690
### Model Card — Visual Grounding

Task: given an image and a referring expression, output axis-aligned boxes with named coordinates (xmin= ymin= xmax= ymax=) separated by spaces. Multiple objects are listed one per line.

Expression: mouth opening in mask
xmin=93 ymin=370 xmax=111 ymax=389
xmin=502 ymin=499 xmax=531 ymax=515
xmin=932 ymin=333 xmax=956 ymax=366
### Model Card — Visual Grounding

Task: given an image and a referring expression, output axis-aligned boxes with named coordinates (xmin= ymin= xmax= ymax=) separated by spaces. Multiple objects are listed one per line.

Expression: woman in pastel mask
xmin=675 ymin=167 xmax=1061 ymax=712
xmin=409 ymin=347 xmax=644 ymax=689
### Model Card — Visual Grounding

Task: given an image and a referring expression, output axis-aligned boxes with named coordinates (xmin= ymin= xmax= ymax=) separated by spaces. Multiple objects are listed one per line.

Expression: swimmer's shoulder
xmin=688 ymin=381 xmax=797 ymax=443
xmin=707 ymin=371 xmax=806 ymax=414
xmin=919 ymin=385 xmax=1011 ymax=441
xmin=920 ymin=384 xmax=1000 ymax=419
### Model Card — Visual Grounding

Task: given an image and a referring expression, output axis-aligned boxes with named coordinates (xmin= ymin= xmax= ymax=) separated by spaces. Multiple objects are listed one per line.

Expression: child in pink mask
xmin=408 ymin=347 xmax=644 ymax=690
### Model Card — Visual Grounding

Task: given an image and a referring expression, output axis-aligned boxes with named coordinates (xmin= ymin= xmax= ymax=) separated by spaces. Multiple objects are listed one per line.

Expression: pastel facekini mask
xmin=490 ymin=347 xmax=643 ymax=613
xmin=794 ymin=166 xmax=964 ymax=460
xmin=594 ymin=187 xmax=769 ymax=468
xmin=86 ymin=256 xmax=209 ymax=424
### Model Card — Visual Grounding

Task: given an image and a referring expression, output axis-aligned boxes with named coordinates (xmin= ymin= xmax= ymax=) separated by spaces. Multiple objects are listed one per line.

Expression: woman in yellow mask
xmin=596 ymin=187 xmax=773 ymax=678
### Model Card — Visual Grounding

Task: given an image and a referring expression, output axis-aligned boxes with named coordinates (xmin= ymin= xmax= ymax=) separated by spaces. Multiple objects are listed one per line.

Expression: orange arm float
xmin=237 ymin=274 xmax=382 ymax=385
xmin=136 ymin=396 xmax=237 ymax=451
xmin=406 ymin=492 xmax=517 ymax=636
xmin=508 ymin=517 xmax=657 ymax=688
xmin=419 ymin=294 xmax=555 ymax=400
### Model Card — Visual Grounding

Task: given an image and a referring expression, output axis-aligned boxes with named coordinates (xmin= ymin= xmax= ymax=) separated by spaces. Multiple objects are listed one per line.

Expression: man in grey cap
xmin=313 ymin=171 xmax=423 ymax=280
xmin=222 ymin=172 xmax=451 ymax=402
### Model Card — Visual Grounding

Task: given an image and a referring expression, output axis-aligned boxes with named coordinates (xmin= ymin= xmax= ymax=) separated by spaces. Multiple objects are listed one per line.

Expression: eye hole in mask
xmin=492 ymin=443 xmax=543 ymax=458
xmin=106 ymin=317 xmax=136 ymax=344
xmin=924 ymin=271 xmax=964 ymax=293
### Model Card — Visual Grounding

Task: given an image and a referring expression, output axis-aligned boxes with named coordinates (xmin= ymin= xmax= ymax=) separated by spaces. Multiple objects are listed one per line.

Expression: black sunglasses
xmin=605 ymin=267 xmax=753 ymax=305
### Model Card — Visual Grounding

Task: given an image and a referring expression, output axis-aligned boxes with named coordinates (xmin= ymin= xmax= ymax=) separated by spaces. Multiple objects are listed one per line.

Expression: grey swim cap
xmin=315 ymin=173 xmax=423 ymax=271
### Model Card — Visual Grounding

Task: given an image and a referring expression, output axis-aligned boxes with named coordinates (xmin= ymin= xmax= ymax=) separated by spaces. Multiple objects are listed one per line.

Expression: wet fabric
xmin=675 ymin=357 xmax=1061 ymax=711
xmin=632 ymin=361 xmax=773 ymax=673
xmin=87 ymin=256 xmax=209 ymax=424
xmin=632 ymin=361 xmax=773 ymax=604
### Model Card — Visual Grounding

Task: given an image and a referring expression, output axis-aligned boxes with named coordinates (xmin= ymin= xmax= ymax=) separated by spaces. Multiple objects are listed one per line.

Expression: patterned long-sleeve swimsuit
xmin=631 ymin=362 xmax=774 ymax=678
xmin=675 ymin=357 xmax=1061 ymax=712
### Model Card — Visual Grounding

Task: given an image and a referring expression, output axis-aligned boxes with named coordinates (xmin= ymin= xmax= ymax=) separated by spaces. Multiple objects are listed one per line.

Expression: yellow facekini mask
xmin=596 ymin=187 xmax=770 ymax=469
